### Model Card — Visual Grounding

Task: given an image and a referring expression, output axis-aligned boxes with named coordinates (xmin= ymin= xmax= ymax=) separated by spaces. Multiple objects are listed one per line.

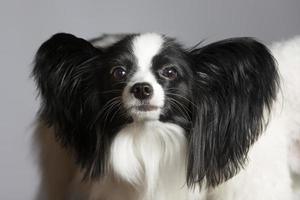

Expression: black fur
xmin=33 ymin=34 xmax=278 ymax=188
xmin=186 ymin=38 xmax=279 ymax=187
xmin=33 ymin=33 xmax=132 ymax=177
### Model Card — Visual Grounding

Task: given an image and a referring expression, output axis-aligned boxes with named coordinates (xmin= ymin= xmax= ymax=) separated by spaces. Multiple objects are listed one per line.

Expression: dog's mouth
xmin=127 ymin=104 xmax=162 ymax=121
xmin=134 ymin=105 xmax=159 ymax=112
xmin=125 ymin=99 xmax=163 ymax=120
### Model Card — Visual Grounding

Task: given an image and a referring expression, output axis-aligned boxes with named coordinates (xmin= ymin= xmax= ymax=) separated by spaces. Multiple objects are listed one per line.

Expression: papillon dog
xmin=33 ymin=33 xmax=300 ymax=200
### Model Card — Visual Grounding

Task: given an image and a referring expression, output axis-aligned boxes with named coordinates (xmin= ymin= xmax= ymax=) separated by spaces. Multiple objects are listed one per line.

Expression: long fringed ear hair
xmin=186 ymin=38 xmax=279 ymax=187
xmin=33 ymin=33 xmax=112 ymax=177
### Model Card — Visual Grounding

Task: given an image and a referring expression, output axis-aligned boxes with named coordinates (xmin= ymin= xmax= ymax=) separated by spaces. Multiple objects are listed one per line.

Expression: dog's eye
xmin=160 ymin=66 xmax=178 ymax=80
xmin=110 ymin=66 xmax=127 ymax=80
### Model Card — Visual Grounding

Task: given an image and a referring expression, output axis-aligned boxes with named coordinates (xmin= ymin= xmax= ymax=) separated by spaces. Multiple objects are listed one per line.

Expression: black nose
xmin=130 ymin=82 xmax=153 ymax=100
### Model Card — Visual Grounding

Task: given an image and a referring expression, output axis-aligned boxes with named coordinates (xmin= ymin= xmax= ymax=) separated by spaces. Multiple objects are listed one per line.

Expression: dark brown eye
xmin=160 ymin=66 xmax=178 ymax=80
xmin=111 ymin=66 xmax=127 ymax=80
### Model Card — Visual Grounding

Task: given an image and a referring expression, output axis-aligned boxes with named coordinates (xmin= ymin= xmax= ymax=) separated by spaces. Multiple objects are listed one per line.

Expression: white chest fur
xmin=110 ymin=121 xmax=189 ymax=200
xmin=73 ymin=121 xmax=203 ymax=200
xmin=82 ymin=121 xmax=204 ymax=200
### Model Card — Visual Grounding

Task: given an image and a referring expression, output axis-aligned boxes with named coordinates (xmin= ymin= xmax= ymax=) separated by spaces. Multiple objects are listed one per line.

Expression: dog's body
xmin=33 ymin=34 xmax=300 ymax=200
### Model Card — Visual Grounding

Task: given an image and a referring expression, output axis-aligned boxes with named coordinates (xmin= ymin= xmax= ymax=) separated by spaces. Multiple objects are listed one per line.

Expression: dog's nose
xmin=130 ymin=82 xmax=153 ymax=100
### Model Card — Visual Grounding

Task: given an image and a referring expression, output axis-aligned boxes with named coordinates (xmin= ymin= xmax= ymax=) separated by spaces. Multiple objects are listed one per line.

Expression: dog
xmin=32 ymin=33 xmax=300 ymax=200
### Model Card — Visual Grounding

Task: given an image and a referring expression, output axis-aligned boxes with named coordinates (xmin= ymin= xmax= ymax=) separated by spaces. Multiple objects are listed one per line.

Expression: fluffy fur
xmin=33 ymin=33 xmax=300 ymax=200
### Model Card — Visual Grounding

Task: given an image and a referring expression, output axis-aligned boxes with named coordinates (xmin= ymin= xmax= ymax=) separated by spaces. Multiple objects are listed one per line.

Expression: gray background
xmin=0 ymin=0 xmax=299 ymax=199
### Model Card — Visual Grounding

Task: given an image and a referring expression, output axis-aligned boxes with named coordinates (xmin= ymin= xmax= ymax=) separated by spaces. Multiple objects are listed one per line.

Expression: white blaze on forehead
xmin=123 ymin=33 xmax=165 ymax=121
xmin=132 ymin=33 xmax=164 ymax=70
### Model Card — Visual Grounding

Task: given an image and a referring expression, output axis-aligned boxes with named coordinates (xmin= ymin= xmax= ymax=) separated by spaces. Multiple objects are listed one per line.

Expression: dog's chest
xmin=84 ymin=121 xmax=200 ymax=200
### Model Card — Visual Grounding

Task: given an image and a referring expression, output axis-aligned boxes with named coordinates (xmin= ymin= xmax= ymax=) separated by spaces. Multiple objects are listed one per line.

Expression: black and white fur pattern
xmin=33 ymin=33 xmax=300 ymax=200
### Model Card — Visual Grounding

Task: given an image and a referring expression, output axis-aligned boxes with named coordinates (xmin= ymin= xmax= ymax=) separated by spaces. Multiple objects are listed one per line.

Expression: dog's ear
xmin=33 ymin=33 xmax=103 ymax=172
xmin=186 ymin=38 xmax=279 ymax=187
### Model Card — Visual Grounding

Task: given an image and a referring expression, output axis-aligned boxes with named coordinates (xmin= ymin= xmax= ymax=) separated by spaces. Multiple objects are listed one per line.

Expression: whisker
xmin=89 ymin=97 xmax=121 ymax=128
xmin=102 ymin=101 xmax=121 ymax=123
xmin=167 ymin=97 xmax=192 ymax=121
xmin=118 ymin=107 xmax=131 ymax=119
xmin=165 ymin=91 xmax=197 ymax=108
xmin=99 ymin=100 xmax=122 ymax=134
xmin=109 ymin=102 xmax=123 ymax=123
xmin=168 ymin=100 xmax=191 ymax=122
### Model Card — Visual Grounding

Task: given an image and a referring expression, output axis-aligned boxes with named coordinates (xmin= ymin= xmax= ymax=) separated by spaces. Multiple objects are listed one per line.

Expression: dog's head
xmin=33 ymin=33 xmax=278 ymax=187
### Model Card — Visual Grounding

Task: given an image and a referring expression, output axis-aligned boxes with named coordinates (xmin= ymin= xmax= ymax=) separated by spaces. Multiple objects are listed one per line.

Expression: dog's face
xmin=33 ymin=33 xmax=278 ymax=187
xmin=97 ymin=33 xmax=192 ymax=126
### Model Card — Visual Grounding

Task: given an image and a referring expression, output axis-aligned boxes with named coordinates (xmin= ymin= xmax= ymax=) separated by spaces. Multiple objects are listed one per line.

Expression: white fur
xmin=272 ymin=36 xmax=300 ymax=175
xmin=273 ymin=36 xmax=300 ymax=199
xmin=73 ymin=121 xmax=204 ymax=200
xmin=110 ymin=121 xmax=197 ymax=199
xmin=92 ymin=34 xmax=127 ymax=48
xmin=132 ymin=33 xmax=164 ymax=70
xmin=123 ymin=33 xmax=165 ymax=121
